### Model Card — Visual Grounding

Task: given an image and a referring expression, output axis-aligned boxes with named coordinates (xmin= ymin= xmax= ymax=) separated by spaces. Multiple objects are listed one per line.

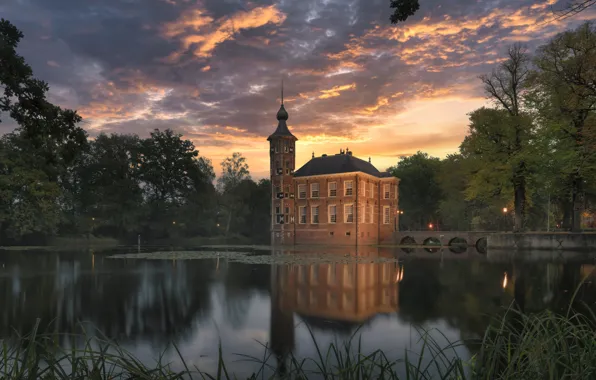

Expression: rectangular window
xmin=361 ymin=180 xmax=366 ymax=197
xmin=298 ymin=184 xmax=306 ymax=199
xmin=329 ymin=205 xmax=337 ymax=223
xmin=299 ymin=206 xmax=306 ymax=224
xmin=345 ymin=181 xmax=353 ymax=196
xmin=311 ymin=183 xmax=319 ymax=198
xmin=383 ymin=206 xmax=390 ymax=224
xmin=275 ymin=206 xmax=280 ymax=215
xmin=384 ymin=184 xmax=390 ymax=199
xmin=311 ymin=206 xmax=319 ymax=224
xmin=344 ymin=204 xmax=354 ymax=223
xmin=365 ymin=182 xmax=371 ymax=198
xmin=368 ymin=204 xmax=374 ymax=223
xmin=328 ymin=182 xmax=337 ymax=197
xmin=285 ymin=207 xmax=290 ymax=214
xmin=395 ymin=184 xmax=398 ymax=199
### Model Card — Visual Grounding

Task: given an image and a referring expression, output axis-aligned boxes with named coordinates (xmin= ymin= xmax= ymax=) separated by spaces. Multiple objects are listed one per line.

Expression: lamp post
xmin=502 ymin=208 xmax=508 ymax=231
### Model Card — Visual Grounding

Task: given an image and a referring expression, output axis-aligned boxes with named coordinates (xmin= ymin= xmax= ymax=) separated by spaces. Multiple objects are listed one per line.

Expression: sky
xmin=1 ymin=0 xmax=595 ymax=179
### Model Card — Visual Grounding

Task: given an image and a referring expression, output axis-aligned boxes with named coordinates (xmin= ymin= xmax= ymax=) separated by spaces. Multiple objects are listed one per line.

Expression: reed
xmin=1 ymin=305 xmax=595 ymax=380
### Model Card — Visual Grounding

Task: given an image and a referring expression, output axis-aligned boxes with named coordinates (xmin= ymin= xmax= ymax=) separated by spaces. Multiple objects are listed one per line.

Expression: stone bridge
xmin=388 ymin=231 xmax=495 ymax=253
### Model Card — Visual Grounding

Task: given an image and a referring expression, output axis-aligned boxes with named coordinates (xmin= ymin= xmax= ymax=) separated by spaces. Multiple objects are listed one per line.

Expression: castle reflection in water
xmin=0 ymin=246 xmax=594 ymax=374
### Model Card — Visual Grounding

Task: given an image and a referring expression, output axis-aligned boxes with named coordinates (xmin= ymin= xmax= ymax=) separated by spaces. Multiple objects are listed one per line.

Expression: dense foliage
xmin=391 ymin=22 xmax=596 ymax=232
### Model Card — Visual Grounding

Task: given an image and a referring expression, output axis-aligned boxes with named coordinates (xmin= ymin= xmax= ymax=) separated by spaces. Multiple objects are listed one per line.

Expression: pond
xmin=0 ymin=245 xmax=594 ymax=378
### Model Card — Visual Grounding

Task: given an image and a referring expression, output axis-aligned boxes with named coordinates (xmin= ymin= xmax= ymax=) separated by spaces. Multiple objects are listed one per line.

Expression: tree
xmin=436 ymin=154 xmax=473 ymax=231
xmin=0 ymin=134 xmax=61 ymax=240
xmin=139 ymin=129 xmax=215 ymax=238
xmin=0 ymin=19 xmax=87 ymax=182
xmin=479 ymin=44 xmax=532 ymax=231
xmin=389 ymin=0 xmax=420 ymax=23
xmin=388 ymin=152 xmax=442 ymax=230
xmin=77 ymin=133 xmax=144 ymax=237
xmin=528 ymin=22 xmax=596 ymax=231
xmin=217 ymin=153 xmax=251 ymax=235
xmin=460 ymin=108 xmax=536 ymax=231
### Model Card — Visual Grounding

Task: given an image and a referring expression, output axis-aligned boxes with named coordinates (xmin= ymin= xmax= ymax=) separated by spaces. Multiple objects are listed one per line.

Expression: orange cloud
xmin=318 ymin=83 xmax=356 ymax=99
xmin=163 ymin=5 xmax=286 ymax=59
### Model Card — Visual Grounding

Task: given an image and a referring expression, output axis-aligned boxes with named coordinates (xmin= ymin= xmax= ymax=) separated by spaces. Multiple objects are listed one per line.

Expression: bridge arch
xmin=475 ymin=237 xmax=487 ymax=254
xmin=422 ymin=237 xmax=441 ymax=253
xmin=448 ymin=237 xmax=467 ymax=254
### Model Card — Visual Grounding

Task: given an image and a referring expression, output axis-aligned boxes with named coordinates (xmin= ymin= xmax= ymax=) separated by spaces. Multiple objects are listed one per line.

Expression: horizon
xmin=1 ymin=0 xmax=595 ymax=180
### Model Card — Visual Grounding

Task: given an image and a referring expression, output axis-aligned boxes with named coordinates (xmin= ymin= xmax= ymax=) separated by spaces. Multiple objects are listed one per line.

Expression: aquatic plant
xmin=1 ymin=303 xmax=596 ymax=379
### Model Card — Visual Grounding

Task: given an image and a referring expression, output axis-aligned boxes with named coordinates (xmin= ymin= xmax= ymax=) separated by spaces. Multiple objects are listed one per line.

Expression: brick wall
xmin=288 ymin=173 xmax=399 ymax=245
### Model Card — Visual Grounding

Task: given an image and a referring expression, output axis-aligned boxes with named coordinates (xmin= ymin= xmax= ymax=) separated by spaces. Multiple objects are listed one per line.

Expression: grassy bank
xmin=1 ymin=307 xmax=595 ymax=380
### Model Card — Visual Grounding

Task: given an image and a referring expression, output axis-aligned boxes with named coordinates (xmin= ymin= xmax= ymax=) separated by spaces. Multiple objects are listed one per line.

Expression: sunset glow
xmin=1 ymin=0 xmax=595 ymax=179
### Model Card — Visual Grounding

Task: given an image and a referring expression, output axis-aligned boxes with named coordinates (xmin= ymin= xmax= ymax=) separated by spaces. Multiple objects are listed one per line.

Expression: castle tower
xmin=267 ymin=84 xmax=297 ymax=245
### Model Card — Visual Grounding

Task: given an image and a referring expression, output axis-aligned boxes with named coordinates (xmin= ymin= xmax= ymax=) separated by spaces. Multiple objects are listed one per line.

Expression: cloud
xmin=1 ymin=0 xmax=595 ymax=178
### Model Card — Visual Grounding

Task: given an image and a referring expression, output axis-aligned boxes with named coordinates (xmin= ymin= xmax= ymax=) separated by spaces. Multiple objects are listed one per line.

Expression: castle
xmin=268 ymin=94 xmax=400 ymax=246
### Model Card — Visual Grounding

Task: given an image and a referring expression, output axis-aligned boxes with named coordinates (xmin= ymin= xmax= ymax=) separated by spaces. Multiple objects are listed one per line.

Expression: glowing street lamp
xmin=428 ymin=223 xmax=433 ymax=230
xmin=503 ymin=207 xmax=508 ymax=213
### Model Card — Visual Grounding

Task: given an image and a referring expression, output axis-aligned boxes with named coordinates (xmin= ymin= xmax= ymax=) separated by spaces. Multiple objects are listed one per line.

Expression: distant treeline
xmin=391 ymin=22 xmax=596 ymax=232
xmin=0 ymin=19 xmax=270 ymax=245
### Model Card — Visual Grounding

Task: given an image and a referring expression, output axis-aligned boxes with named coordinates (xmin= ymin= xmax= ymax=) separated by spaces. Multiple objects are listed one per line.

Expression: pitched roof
xmin=294 ymin=153 xmax=391 ymax=178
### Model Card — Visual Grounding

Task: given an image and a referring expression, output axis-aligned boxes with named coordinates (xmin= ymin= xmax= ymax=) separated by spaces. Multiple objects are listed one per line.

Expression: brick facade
xmin=268 ymin=101 xmax=399 ymax=246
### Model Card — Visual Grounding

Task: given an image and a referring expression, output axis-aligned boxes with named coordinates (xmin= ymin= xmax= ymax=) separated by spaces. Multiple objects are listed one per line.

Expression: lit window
xmin=384 ymin=184 xmax=390 ymax=199
xmin=383 ymin=206 xmax=390 ymax=224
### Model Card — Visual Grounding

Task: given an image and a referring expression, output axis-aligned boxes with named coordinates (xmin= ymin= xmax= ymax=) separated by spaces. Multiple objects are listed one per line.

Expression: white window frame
xmin=369 ymin=183 xmax=374 ymax=198
xmin=328 ymin=182 xmax=337 ymax=197
xmin=383 ymin=206 xmax=390 ymax=224
xmin=361 ymin=180 xmax=366 ymax=197
xmin=299 ymin=206 xmax=306 ymax=224
xmin=384 ymin=184 xmax=390 ymax=199
xmin=365 ymin=182 xmax=371 ymax=198
xmin=368 ymin=204 xmax=374 ymax=224
xmin=311 ymin=206 xmax=319 ymax=224
xmin=311 ymin=183 xmax=320 ymax=198
xmin=344 ymin=204 xmax=354 ymax=223
xmin=298 ymin=184 xmax=307 ymax=199
xmin=329 ymin=205 xmax=337 ymax=223
xmin=344 ymin=181 xmax=353 ymax=196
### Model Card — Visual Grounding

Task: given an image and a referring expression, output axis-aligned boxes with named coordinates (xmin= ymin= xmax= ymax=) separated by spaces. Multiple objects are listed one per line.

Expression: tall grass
xmin=1 ymin=307 xmax=595 ymax=380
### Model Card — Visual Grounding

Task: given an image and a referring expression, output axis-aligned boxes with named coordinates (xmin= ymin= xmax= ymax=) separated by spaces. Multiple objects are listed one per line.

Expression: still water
xmin=0 ymin=246 xmax=594 ymax=377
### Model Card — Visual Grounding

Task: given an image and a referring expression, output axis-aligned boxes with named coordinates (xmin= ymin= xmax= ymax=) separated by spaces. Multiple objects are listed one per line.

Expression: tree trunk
xmin=512 ymin=166 xmax=526 ymax=232
xmin=571 ymin=177 xmax=583 ymax=232
xmin=225 ymin=209 xmax=232 ymax=235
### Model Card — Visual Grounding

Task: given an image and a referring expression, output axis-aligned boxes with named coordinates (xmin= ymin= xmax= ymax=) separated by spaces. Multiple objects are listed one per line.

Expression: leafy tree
xmin=139 ymin=129 xmax=215 ymax=238
xmin=77 ymin=133 xmax=144 ymax=237
xmin=217 ymin=152 xmax=251 ymax=234
xmin=0 ymin=19 xmax=87 ymax=182
xmin=389 ymin=0 xmax=420 ymax=23
xmin=528 ymin=21 xmax=596 ymax=231
xmin=0 ymin=134 xmax=61 ymax=240
xmin=436 ymin=154 xmax=473 ymax=231
xmin=389 ymin=152 xmax=442 ymax=230
xmin=479 ymin=44 xmax=533 ymax=231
